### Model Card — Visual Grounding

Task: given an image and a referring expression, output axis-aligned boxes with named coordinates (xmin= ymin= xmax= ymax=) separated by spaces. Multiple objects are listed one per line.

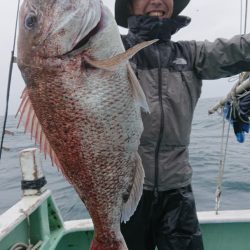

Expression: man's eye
xmin=25 ymin=14 xmax=37 ymax=30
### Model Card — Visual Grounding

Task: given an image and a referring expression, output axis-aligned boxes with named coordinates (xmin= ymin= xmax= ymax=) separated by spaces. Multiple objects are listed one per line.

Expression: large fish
xmin=17 ymin=0 xmax=156 ymax=249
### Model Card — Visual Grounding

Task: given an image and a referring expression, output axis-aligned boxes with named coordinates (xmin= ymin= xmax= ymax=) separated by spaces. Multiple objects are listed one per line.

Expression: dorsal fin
xmin=16 ymin=88 xmax=61 ymax=169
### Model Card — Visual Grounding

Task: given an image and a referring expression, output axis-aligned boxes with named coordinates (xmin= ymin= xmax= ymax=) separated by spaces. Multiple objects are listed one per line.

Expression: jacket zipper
xmin=154 ymin=43 xmax=165 ymax=199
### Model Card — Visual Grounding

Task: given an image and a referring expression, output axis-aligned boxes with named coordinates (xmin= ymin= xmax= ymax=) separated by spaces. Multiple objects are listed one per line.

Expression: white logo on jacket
xmin=173 ymin=58 xmax=187 ymax=65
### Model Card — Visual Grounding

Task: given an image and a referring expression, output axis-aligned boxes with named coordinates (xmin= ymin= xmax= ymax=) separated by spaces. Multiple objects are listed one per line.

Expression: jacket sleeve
xmin=192 ymin=34 xmax=250 ymax=80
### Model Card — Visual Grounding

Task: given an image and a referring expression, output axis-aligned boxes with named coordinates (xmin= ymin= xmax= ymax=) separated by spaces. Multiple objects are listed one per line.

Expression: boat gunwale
xmin=0 ymin=190 xmax=51 ymax=241
xmin=198 ymin=210 xmax=250 ymax=224
xmin=63 ymin=209 xmax=250 ymax=233
xmin=1 ymin=188 xmax=250 ymax=242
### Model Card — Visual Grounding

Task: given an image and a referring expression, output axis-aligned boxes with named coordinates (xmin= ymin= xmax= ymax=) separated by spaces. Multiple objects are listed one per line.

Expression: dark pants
xmin=121 ymin=185 xmax=204 ymax=250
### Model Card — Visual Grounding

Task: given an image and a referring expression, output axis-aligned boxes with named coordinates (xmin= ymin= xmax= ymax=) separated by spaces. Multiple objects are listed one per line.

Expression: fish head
xmin=17 ymin=0 xmax=102 ymax=63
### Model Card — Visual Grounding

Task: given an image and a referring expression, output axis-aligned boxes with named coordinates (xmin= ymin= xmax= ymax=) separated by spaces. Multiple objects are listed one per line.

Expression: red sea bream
xmin=17 ymin=0 xmax=156 ymax=249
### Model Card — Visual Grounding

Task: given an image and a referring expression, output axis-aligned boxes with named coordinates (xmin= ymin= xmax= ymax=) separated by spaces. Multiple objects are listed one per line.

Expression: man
xmin=114 ymin=0 xmax=250 ymax=250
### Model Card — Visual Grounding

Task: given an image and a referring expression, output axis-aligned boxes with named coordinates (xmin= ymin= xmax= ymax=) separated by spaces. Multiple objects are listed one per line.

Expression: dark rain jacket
xmin=122 ymin=15 xmax=250 ymax=191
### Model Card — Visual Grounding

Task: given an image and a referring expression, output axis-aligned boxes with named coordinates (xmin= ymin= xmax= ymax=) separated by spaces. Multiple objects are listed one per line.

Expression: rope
xmin=214 ymin=73 xmax=250 ymax=213
xmin=230 ymin=73 xmax=250 ymax=124
xmin=214 ymin=0 xmax=249 ymax=214
xmin=215 ymin=105 xmax=232 ymax=214
xmin=233 ymin=89 xmax=250 ymax=124
xmin=0 ymin=0 xmax=21 ymax=159
xmin=10 ymin=243 xmax=28 ymax=250
xmin=10 ymin=241 xmax=43 ymax=250
xmin=11 ymin=209 xmax=44 ymax=250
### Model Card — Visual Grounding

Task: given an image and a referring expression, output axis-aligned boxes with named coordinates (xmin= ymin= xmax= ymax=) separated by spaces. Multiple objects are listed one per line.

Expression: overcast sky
xmin=0 ymin=0 xmax=248 ymax=115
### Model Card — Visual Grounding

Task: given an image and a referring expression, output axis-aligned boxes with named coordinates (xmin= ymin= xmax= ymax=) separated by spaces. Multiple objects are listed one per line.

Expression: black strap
xmin=21 ymin=177 xmax=47 ymax=190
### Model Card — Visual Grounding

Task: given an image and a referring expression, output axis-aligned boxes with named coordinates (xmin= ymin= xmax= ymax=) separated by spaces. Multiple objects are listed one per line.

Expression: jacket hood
xmin=115 ymin=0 xmax=191 ymax=28
xmin=127 ymin=15 xmax=191 ymax=41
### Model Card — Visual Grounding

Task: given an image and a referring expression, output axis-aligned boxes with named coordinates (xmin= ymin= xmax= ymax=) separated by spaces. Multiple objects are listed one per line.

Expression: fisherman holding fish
xmin=16 ymin=0 xmax=250 ymax=248
xmin=114 ymin=0 xmax=250 ymax=249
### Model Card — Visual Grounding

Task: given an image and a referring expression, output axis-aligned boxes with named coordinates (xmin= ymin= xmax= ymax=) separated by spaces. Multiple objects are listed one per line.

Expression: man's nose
xmin=149 ymin=0 xmax=164 ymax=6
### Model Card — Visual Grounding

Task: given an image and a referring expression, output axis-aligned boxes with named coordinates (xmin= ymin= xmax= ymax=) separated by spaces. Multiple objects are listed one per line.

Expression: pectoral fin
xmin=83 ymin=39 xmax=158 ymax=70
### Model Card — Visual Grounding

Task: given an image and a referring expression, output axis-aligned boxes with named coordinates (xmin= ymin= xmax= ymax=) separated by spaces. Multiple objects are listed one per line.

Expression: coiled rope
xmin=9 ymin=241 xmax=43 ymax=250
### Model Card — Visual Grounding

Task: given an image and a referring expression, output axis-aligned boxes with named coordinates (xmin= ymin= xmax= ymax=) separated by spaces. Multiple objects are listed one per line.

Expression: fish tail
xmin=90 ymin=237 xmax=128 ymax=250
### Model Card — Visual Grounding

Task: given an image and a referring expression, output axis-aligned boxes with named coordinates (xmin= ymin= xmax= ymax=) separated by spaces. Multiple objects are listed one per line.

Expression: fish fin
xmin=121 ymin=153 xmax=144 ymax=223
xmin=16 ymin=87 xmax=61 ymax=169
xmin=127 ymin=63 xmax=150 ymax=113
xmin=83 ymin=39 xmax=158 ymax=70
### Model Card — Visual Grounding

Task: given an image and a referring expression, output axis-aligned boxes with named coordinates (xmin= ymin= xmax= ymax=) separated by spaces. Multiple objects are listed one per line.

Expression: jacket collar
xmin=127 ymin=15 xmax=191 ymax=41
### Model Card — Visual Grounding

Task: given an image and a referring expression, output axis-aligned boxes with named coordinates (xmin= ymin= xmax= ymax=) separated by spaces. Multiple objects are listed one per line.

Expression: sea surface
xmin=0 ymin=97 xmax=250 ymax=220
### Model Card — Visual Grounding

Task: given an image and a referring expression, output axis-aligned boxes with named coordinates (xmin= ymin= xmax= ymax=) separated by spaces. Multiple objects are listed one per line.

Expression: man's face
xmin=129 ymin=0 xmax=174 ymax=19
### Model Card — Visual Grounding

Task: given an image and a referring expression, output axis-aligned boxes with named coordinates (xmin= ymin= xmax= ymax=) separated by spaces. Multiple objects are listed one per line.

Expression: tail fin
xmin=90 ymin=236 xmax=128 ymax=250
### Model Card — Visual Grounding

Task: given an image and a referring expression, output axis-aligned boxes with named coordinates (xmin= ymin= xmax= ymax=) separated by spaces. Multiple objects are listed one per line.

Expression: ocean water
xmin=0 ymin=97 xmax=250 ymax=220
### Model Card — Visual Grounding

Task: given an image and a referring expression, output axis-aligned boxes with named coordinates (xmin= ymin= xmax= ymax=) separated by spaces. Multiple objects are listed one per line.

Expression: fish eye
xmin=25 ymin=14 xmax=37 ymax=30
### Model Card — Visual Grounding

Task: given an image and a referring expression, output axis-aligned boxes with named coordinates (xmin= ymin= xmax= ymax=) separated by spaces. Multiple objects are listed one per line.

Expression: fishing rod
xmin=0 ymin=0 xmax=21 ymax=159
xmin=240 ymin=0 xmax=249 ymax=34
xmin=244 ymin=0 xmax=248 ymax=34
